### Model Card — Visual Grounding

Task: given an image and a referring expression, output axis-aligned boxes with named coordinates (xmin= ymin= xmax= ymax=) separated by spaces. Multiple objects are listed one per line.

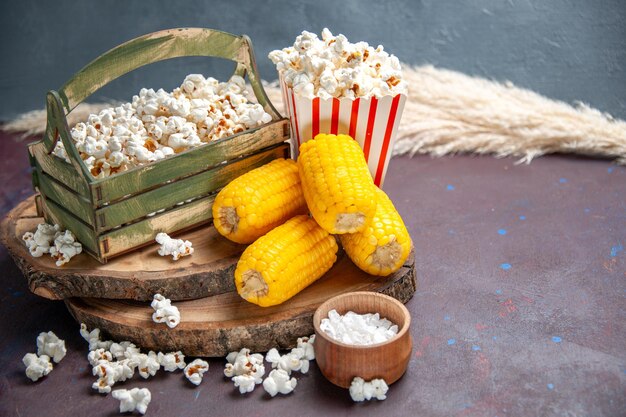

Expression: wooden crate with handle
xmin=28 ymin=28 xmax=290 ymax=263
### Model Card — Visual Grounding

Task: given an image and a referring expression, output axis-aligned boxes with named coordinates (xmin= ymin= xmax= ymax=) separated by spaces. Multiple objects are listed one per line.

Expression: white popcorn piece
xmin=111 ymin=359 xmax=136 ymax=382
xmin=233 ymin=374 xmax=258 ymax=394
xmin=184 ymin=359 xmax=209 ymax=386
xmin=224 ymin=351 xmax=265 ymax=394
xmin=262 ymin=369 xmax=297 ymax=397
xmin=49 ymin=230 xmax=82 ymax=266
xmin=92 ymin=366 xmax=116 ymax=394
xmin=320 ymin=309 xmax=398 ymax=346
xmin=88 ymin=348 xmax=113 ymax=366
xmin=296 ymin=335 xmax=316 ymax=361
xmin=92 ymin=357 xmax=136 ymax=389
xmin=265 ymin=348 xmax=307 ymax=375
xmin=23 ymin=353 xmax=53 ymax=382
xmin=157 ymin=351 xmax=186 ymax=372
xmin=52 ymin=74 xmax=271 ymax=178
xmin=22 ymin=223 xmax=60 ymax=257
xmin=224 ymin=348 xmax=264 ymax=377
xmin=112 ymin=388 xmax=152 ymax=415
xmin=349 ymin=377 xmax=389 ymax=402
xmin=155 ymin=232 xmax=193 ymax=262
xmin=132 ymin=351 xmax=161 ymax=379
xmin=151 ymin=293 xmax=181 ymax=328
xmin=225 ymin=348 xmax=264 ymax=366
xmin=269 ymin=29 xmax=407 ymax=99
xmin=109 ymin=341 xmax=140 ymax=360
xmin=36 ymin=331 xmax=66 ymax=363
xmin=22 ymin=223 xmax=82 ymax=266
xmin=80 ymin=323 xmax=113 ymax=351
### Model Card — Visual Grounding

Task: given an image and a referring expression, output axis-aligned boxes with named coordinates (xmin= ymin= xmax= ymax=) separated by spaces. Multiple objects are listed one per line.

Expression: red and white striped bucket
xmin=279 ymin=77 xmax=407 ymax=187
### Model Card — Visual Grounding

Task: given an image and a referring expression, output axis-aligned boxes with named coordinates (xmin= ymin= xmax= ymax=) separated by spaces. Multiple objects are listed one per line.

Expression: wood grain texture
xmin=93 ymin=143 xmax=289 ymax=232
xmin=29 ymin=142 xmax=90 ymax=197
xmin=1 ymin=196 xmax=246 ymax=300
xmin=312 ymin=291 xmax=412 ymax=388
xmin=59 ymin=28 xmax=247 ymax=113
xmin=65 ymin=252 xmax=416 ymax=357
xmin=36 ymin=170 xmax=94 ymax=226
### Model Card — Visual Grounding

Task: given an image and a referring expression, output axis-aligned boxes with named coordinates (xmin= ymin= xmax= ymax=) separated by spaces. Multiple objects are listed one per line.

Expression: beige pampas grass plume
xmin=4 ymin=66 xmax=626 ymax=164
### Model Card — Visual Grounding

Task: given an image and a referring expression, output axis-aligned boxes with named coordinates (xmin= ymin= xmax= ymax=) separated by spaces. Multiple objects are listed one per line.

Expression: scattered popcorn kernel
xmin=296 ymin=335 xmax=316 ymax=361
xmin=262 ymin=369 xmax=297 ymax=397
xmin=155 ymin=232 xmax=193 ymax=261
xmin=223 ymin=348 xmax=265 ymax=394
xmin=23 ymin=353 xmax=53 ymax=382
xmin=109 ymin=341 xmax=140 ymax=360
xmin=49 ymin=230 xmax=82 ymax=266
xmin=22 ymin=223 xmax=82 ymax=266
xmin=349 ymin=377 xmax=389 ymax=402
xmin=151 ymin=293 xmax=181 ymax=328
xmin=265 ymin=348 xmax=307 ymax=375
xmin=22 ymin=223 xmax=60 ymax=257
xmin=88 ymin=348 xmax=113 ymax=366
xmin=157 ymin=351 xmax=186 ymax=372
xmin=80 ymin=323 xmax=113 ymax=351
xmin=184 ymin=359 xmax=209 ymax=385
xmin=92 ymin=363 xmax=116 ymax=394
xmin=36 ymin=331 xmax=66 ymax=363
xmin=133 ymin=351 xmax=161 ymax=378
xmin=112 ymin=388 xmax=152 ymax=415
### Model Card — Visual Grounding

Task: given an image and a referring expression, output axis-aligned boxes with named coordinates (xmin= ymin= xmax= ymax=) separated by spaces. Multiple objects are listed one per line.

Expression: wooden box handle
xmin=38 ymin=28 xmax=282 ymax=183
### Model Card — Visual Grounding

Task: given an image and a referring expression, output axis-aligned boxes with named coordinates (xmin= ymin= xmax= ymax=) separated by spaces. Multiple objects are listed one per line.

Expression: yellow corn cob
xmin=212 ymin=158 xmax=308 ymax=244
xmin=340 ymin=187 xmax=411 ymax=276
xmin=234 ymin=215 xmax=338 ymax=307
xmin=298 ymin=134 xmax=377 ymax=234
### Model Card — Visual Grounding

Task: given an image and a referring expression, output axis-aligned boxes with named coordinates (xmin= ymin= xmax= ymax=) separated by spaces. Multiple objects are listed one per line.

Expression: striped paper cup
xmin=279 ymin=77 xmax=407 ymax=186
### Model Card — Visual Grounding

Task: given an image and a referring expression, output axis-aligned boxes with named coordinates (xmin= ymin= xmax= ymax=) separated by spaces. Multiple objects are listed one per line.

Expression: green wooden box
xmin=28 ymin=28 xmax=290 ymax=263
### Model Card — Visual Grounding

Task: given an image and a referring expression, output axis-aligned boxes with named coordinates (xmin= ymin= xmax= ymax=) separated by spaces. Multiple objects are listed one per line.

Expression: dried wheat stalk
xmin=4 ymin=66 xmax=625 ymax=164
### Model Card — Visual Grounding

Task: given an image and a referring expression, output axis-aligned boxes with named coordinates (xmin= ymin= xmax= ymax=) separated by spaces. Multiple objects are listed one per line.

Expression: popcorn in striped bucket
xmin=270 ymin=29 xmax=407 ymax=186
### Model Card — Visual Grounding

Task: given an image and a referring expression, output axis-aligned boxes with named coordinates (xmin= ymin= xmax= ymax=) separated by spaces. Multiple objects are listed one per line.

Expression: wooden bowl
xmin=312 ymin=291 xmax=412 ymax=388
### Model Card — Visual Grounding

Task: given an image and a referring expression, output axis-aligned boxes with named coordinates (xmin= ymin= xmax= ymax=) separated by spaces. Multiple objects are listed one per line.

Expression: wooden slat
xmin=91 ymin=119 xmax=289 ymax=204
xmin=37 ymin=171 xmax=95 ymax=226
xmin=29 ymin=145 xmax=90 ymax=197
xmin=59 ymin=28 xmax=247 ymax=113
xmin=40 ymin=197 xmax=99 ymax=255
xmin=95 ymin=143 xmax=288 ymax=232
xmin=99 ymin=195 xmax=216 ymax=259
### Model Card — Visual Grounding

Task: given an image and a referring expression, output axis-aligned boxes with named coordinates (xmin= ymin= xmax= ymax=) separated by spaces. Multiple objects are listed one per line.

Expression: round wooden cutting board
xmin=66 ymin=253 xmax=416 ymax=356
xmin=2 ymin=195 xmax=417 ymax=356
xmin=1 ymin=196 xmax=245 ymax=301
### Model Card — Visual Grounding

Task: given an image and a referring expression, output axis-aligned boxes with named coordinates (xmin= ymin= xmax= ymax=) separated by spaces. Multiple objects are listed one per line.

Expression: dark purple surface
xmin=0 ymin=131 xmax=625 ymax=416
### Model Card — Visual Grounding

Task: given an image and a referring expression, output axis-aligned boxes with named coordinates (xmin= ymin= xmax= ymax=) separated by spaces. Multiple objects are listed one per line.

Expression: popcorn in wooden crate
xmin=52 ymin=74 xmax=273 ymax=178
